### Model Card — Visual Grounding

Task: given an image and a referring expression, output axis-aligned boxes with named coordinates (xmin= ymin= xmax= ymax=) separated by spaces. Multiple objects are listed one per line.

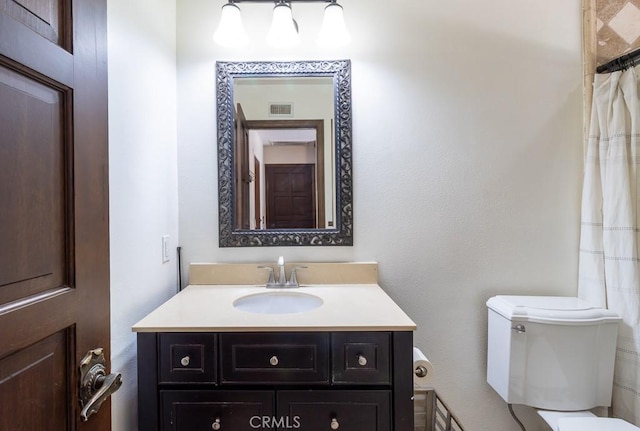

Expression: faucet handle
xmin=257 ymin=266 xmax=276 ymax=286
xmin=286 ymin=266 xmax=308 ymax=287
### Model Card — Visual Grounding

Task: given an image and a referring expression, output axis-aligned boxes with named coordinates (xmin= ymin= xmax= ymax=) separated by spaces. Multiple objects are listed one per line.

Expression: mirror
xmin=216 ymin=60 xmax=352 ymax=247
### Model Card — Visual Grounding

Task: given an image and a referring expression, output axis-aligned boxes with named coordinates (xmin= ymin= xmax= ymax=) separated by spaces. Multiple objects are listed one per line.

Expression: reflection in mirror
xmin=235 ymin=77 xmax=334 ymax=231
xmin=216 ymin=60 xmax=352 ymax=247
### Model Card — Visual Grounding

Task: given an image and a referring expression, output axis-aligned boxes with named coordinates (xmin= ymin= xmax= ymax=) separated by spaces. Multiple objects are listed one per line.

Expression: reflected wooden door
xmin=0 ymin=0 xmax=113 ymax=430
xmin=235 ymin=103 xmax=250 ymax=230
xmin=254 ymin=157 xmax=262 ymax=229
xmin=266 ymin=164 xmax=316 ymax=229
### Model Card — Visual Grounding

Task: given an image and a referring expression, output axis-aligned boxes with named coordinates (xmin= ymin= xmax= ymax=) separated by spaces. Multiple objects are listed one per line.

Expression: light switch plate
xmin=162 ymin=235 xmax=170 ymax=263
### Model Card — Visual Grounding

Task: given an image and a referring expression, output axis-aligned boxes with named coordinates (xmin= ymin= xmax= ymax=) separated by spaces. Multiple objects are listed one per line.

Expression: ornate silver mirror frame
xmin=216 ymin=59 xmax=352 ymax=247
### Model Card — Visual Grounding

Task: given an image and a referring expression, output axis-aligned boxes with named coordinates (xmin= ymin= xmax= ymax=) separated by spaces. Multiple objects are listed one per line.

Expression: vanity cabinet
xmin=138 ymin=331 xmax=413 ymax=431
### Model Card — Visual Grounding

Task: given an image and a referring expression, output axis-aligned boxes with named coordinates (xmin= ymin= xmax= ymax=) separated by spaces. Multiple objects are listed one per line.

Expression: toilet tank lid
xmin=487 ymin=295 xmax=621 ymax=324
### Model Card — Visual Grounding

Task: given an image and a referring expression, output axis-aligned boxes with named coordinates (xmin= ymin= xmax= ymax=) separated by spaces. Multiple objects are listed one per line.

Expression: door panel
xmin=0 ymin=64 xmax=70 ymax=305
xmin=0 ymin=330 xmax=70 ymax=430
xmin=0 ymin=0 xmax=111 ymax=429
xmin=0 ymin=0 xmax=71 ymax=47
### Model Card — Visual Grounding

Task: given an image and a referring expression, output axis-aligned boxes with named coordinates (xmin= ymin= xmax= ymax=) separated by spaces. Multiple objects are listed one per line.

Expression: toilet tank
xmin=486 ymin=295 xmax=621 ymax=411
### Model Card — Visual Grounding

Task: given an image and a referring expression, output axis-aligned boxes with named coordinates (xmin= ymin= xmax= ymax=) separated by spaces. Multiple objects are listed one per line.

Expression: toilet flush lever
xmin=512 ymin=324 xmax=526 ymax=334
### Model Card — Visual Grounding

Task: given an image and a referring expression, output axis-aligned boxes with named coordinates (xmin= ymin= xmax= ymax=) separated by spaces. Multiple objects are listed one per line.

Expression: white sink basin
xmin=233 ymin=291 xmax=323 ymax=314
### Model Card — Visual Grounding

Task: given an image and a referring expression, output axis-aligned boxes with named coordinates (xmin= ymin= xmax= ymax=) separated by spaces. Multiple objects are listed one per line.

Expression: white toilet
xmin=486 ymin=295 xmax=640 ymax=431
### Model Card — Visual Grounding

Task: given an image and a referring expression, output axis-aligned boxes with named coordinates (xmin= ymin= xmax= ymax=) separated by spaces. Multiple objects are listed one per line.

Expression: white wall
xmin=108 ymin=0 xmax=179 ymax=429
xmin=176 ymin=1 xmax=584 ymax=430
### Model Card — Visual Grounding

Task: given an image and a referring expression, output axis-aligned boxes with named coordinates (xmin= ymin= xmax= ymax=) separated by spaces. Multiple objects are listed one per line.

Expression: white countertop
xmin=132 ymin=284 xmax=416 ymax=332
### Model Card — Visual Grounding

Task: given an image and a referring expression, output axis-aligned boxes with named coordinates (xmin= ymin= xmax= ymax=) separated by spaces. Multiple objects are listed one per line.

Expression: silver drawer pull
xmin=330 ymin=418 xmax=339 ymax=430
xmin=211 ymin=418 xmax=221 ymax=430
xmin=269 ymin=356 xmax=279 ymax=366
xmin=180 ymin=356 xmax=190 ymax=367
xmin=357 ymin=354 xmax=367 ymax=366
xmin=512 ymin=324 xmax=526 ymax=334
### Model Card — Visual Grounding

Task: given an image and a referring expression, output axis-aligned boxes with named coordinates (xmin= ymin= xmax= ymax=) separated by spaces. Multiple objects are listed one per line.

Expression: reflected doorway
xmin=240 ymin=118 xmax=326 ymax=230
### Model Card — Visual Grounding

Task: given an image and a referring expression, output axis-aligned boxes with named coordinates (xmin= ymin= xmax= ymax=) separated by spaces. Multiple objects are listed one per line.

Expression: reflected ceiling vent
xmin=269 ymin=102 xmax=293 ymax=117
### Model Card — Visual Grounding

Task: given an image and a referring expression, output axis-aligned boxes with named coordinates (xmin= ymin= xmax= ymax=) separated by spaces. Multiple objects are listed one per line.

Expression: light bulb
xmin=213 ymin=2 xmax=249 ymax=48
xmin=266 ymin=3 xmax=300 ymax=48
xmin=317 ymin=2 xmax=351 ymax=47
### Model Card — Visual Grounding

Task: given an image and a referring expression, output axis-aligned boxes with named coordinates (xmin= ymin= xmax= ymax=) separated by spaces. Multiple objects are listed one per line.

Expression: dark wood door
xmin=254 ymin=157 xmax=262 ymax=229
xmin=0 ymin=0 xmax=112 ymax=430
xmin=235 ymin=103 xmax=250 ymax=229
xmin=266 ymin=164 xmax=316 ymax=229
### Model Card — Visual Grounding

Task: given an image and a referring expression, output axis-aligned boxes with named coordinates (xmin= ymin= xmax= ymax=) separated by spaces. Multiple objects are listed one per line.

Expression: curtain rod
xmin=596 ymin=47 xmax=640 ymax=74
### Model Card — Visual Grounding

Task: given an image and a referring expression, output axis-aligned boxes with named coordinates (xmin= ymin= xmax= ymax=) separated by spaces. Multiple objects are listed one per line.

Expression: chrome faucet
xmin=277 ymin=256 xmax=286 ymax=286
xmin=258 ymin=256 xmax=306 ymax=288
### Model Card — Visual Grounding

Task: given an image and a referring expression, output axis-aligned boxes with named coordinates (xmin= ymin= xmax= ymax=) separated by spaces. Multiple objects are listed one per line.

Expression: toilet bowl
xmin=486 ymin=295 xmax=639 ymax=431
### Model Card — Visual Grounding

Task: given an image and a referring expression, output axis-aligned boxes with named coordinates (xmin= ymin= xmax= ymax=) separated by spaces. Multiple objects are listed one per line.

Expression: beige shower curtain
xmin=578 ymin=65 xmax=640 ymax=424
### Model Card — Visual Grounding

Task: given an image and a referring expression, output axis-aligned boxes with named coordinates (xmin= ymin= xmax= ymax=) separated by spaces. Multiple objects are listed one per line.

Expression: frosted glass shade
xmin=213 ymin=3 xmax=249 ymax=48
xmin=317 ymin=2 xmax=351 ymax=47
xmin=266 ymin=3 xmax=300 ymax=48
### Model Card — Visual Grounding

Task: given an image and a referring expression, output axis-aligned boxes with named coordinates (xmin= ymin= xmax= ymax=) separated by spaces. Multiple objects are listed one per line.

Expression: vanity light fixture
xmin=213 ymin=0 xmax=350 ymax=48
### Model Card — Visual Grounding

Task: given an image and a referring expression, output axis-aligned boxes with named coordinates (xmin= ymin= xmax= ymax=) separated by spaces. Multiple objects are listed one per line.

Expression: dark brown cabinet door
xmin=331 ymin=332 xmax=392 ymax=385
xmin=161 ymin=390 xmax=274 ymax=431
xmin=159 ymin=333 xmax=218 ymax=384
xmin=277 ymin=390 xmax=392 ymax=431
xmin=0 ymin=0 xmax=111 ymax=429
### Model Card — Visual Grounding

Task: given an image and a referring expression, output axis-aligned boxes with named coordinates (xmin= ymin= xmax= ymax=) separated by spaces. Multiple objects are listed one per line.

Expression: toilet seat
xmin=558 ymin=418 xmax=640 ymax=431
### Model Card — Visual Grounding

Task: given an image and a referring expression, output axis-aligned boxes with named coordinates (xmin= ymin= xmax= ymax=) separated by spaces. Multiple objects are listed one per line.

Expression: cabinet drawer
xmin=331 ymin=332 xmax=391 ymax=385
xmin=220 ymin=332 xmax=329 ymax=384
xmin=277 ymin=390 xmax=391 ymax=431
xmin=160 ymin=390 xmax=273 ymax=431
xmin=159 ymin=333 xmax=217 ymax=384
